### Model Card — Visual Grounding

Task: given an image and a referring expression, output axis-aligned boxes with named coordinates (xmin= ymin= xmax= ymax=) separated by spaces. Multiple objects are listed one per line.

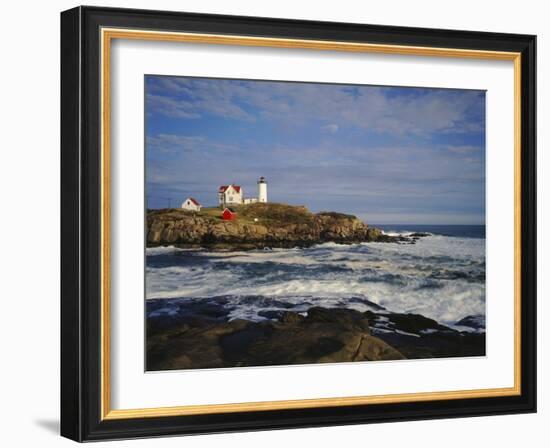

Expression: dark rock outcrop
xmin=146 ymin=307 xmax=404 ymax=371
xmin=146 ymin=300 xmax=486 ymax=371
xmin=366 ymin=311 xmax=486 ymax=360
xmin=147 ymin=203 xmax=417 ymax=249
xmin=455 ymin=315 xmax=486 ymax=330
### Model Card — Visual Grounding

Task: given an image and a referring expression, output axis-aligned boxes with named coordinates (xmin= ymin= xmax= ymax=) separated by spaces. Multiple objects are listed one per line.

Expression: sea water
xmin=146 ymin=225 xmax=486 ymax=331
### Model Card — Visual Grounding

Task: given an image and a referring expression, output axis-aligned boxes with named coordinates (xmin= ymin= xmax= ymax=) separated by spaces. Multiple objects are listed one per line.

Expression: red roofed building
xmin=218 ymin=184 xmax=243 ymax=207
xmin=181 ymin=197 xmax=201 ymax=212
xmin=221 ymin=208 xmax=237 ymax=221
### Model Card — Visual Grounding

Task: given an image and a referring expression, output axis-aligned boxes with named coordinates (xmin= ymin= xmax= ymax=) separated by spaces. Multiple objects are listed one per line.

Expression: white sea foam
xmin=145 ymin=245 xmax=198 ymax=255
xmin=146 ymin=235 xmax=486 ymax=327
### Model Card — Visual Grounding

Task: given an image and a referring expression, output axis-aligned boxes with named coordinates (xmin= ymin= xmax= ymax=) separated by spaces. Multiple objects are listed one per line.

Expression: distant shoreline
xmin=373 ymin=224 xmax=486 ymax=239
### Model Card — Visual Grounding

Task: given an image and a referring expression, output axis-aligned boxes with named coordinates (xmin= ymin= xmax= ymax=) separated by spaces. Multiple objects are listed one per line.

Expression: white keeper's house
xmin=218 ymin=184 xmax=243 ymax=207
xmin=218 ymin=177 xmax=268 ymax=208
xmin=180 ymin=197 xmax=202 ymax=211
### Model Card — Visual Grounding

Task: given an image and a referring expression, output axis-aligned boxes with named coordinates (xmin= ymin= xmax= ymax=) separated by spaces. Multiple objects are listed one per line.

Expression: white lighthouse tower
xmin=257 ymin=176 xmax=268 ymax=203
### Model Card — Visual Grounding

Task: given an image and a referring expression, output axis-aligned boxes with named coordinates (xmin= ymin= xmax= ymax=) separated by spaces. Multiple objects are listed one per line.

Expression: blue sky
xmin=145 ymin=76 xmax=485 ymax=224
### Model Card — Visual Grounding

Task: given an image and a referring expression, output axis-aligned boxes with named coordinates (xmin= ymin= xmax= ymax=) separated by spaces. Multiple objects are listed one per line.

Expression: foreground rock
xmin=147 ymin=203 xmax=418 ymax=250
xmin=146 ymin=307 xmax=404 ymax=371
xmin=146 ymin=302 xmax=485 ymax=371
xmin=455 ymin=314 xmax=486 ymax=330
xmin=365 ymin=310 xmax=486 ymax=360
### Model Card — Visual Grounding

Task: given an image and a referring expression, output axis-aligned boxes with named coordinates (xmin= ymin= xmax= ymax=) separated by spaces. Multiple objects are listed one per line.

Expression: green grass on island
xmin=152 ymin=202 xmax=327 ymax=226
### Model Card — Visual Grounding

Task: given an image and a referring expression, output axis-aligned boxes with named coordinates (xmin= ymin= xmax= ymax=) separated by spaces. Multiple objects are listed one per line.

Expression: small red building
xmin=221 ymin=208 xmax=237 ymax=221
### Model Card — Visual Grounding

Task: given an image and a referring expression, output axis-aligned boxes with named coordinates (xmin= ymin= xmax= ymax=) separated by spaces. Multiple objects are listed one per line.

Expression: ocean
xmin=146 ymin=225 xmax=486 ymax=332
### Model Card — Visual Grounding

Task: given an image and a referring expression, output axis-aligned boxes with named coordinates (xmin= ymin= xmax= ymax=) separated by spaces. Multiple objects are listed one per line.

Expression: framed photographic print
xmin=60 ymin=6 xmax=536 ymax=441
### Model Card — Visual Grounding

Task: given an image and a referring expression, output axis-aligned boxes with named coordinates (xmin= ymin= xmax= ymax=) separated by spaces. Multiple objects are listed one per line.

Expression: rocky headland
xmin=147 ymin=203 xmax=423 ymax=250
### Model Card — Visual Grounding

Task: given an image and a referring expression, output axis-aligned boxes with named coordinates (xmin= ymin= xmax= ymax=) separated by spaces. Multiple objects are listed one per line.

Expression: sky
xmin=145 ymin=75 xmax=486 ymax=225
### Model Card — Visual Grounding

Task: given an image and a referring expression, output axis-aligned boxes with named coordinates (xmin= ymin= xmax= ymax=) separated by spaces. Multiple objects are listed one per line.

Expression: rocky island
xmin=147 ymin=202 xmax=419 ymax=250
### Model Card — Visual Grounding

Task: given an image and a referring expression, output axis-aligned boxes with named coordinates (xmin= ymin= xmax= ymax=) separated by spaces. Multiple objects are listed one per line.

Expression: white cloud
xmin=445 ymin=145 xmax=483 ymax=154
xmin=322 ymin=123 xmax=339 ymax=134
xmin=146 ymin=134 xmax=205 ymax=154
xmin=147 ymin=77 xmax=485 ymax=136
xmin=146 ymin=94 xmax=201 ymax=119
xmin=147 ymin=78 xmax=256 ymax=121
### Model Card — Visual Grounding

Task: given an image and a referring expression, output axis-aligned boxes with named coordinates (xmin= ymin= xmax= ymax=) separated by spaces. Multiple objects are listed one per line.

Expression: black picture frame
xmin=61 ymin=5 xmax=536 ymax=442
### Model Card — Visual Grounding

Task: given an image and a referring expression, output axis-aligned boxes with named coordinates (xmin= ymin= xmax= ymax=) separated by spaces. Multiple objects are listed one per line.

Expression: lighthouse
xmin=257 ymin=176 xmax=268 ymax=203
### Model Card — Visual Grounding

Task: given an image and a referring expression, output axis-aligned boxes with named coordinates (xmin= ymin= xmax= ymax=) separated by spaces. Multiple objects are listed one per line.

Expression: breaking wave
xmin=146 ymin=233 xmax=485 ymax=329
